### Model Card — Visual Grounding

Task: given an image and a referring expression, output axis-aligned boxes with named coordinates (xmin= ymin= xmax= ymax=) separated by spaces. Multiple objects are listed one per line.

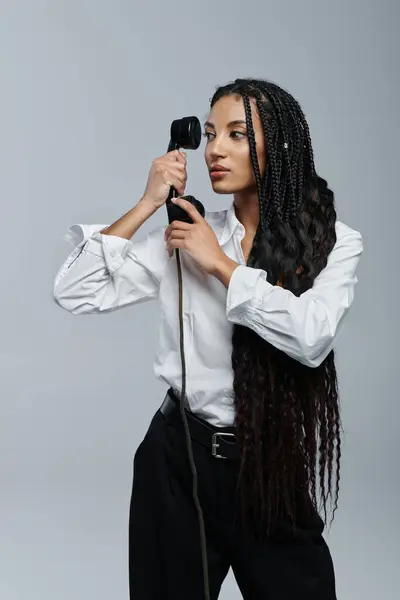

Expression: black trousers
xmin=128 ymin=395 xmax=337 ymax=599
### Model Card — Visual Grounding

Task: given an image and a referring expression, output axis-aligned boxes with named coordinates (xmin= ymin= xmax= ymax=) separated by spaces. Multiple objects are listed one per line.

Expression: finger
xmin=167 ymin=149 xmax=187 ymax=164
xmin=164 ymin=173 xmax=186 ymax=195
xmin=168 ymin=179 xmax=186 ymax=196
xmin=168 ymin=230 xmax=187 ymax=241
xmin=177 ymin=149 xmax=187 ymax=164
xmin=171 ymin=197 xmax=202 ymax=223
xmin=165 ymin=222 xmax=185 ymax=239
xmin=163 ymin=161 xmax=186 ymax=173
xmin=173 ymin=162 xmax=187 ymax=171
xmin=169 ymin=166 xmax=187 ymax=184
xmin=168 ymin=220 xmax=193 ymax=232
xmin=167 ymin=238 xmax=185 ymax=251
xmin=165 ymin=167 xmax=187 ymax=189
xmin=165 ymin=223 xmax=192 ymax=242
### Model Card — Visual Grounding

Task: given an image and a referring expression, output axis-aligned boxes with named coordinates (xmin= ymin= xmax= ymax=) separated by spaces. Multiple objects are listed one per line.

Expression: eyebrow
xmin=204 ymin=119 xmax=247 ymax=129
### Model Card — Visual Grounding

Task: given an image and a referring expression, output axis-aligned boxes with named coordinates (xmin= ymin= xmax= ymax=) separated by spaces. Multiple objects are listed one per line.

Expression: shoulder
xmin=334 ymin=220 xmax=363 ymax=252
xmin=335 ymin=219 xmax=362 ymax=238
xmin=318 ymin=219 xmax=364 ymax=276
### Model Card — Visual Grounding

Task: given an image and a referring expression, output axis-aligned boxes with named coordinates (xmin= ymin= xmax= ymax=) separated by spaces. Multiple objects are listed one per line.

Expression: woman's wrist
xmin=137 ymin=195 xmax=159 ymax=216
xmin=212 ymin=254 xmax=239 ymax=288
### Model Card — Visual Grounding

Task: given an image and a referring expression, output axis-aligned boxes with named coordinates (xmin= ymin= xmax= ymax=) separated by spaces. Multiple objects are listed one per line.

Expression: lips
xmin=210 ymin=165 xmax=229 ymax=172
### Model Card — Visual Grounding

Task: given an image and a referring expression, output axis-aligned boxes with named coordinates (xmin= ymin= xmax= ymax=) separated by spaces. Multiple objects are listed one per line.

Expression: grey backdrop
xmin=1 ymin=1 xmax=398 ymax=598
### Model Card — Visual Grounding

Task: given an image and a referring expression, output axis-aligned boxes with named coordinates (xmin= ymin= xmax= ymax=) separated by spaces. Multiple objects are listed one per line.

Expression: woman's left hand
xmin=164 ymin=197 xmax=227 ymax=275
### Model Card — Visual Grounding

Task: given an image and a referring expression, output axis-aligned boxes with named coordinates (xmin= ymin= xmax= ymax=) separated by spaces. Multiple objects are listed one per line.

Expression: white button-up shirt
xmin=53 ymin=201 xmax=363 ymax=427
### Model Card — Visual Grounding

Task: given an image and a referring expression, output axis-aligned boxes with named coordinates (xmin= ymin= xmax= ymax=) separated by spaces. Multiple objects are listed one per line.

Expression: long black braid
xmin=210 ymin=78 xmax=341 ymax=537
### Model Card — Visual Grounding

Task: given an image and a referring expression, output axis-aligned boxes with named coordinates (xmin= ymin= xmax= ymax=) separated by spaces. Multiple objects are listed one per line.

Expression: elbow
xmin=52 ymin=285 xmax=97 ymax=315
xmin=295 ymin=337 xmax=334 ymax=368
xmin=53 ymin=283 xmax=68 ymax=311
xmin=52 ymin=289 xmax=80 ymax=314
xmin=297 ymin=291 xmax=355 ymax=367
xmin=299 ymin=347 xmax=331 ymax=368
xmin=297 ymin=306 xmax=336 ymax=368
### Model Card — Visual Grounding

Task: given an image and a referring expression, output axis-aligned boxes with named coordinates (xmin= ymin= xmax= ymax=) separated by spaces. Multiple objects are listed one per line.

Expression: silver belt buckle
xmin=212 ymin=432 xmax=236 ymax=459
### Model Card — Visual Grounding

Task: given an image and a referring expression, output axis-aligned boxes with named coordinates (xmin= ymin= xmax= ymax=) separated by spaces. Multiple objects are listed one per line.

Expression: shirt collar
xmin=217 ymin=201 xmax=244 ymax=246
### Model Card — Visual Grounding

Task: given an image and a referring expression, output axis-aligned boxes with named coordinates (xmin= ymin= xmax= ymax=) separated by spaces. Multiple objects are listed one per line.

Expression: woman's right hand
xmin=141 ymin=149 xmax=187 ymax=210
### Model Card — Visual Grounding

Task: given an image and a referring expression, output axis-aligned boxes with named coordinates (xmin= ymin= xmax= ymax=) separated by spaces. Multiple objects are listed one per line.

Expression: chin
xmin=209 ymin=180 xmax=236 ymax=195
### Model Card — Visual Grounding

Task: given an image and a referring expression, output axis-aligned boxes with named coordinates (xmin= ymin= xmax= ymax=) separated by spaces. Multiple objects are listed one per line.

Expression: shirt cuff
xmin=64 ymin=225 xmax=131 ymax=275
xmin=226 ymin=264 xmax=268 ymax=323
xmin=64 ymin=224 xmax=108 ymax=248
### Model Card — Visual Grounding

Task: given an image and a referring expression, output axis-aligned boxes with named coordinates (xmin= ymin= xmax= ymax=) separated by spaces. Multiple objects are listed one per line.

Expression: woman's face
xmin=204 ymin=94 xmax=266 ymax=196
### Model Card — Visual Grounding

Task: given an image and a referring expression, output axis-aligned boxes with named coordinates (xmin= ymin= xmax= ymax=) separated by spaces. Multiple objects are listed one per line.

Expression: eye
xmin=202 ymin=130 xmax=247 ymax=141
xmin=202 ymin=131 xmax=214 ymax=141
xmin=230 ymin=131 xmax=247 ymax=139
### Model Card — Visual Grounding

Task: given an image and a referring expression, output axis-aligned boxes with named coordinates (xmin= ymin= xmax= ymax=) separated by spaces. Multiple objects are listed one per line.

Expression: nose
xmin=208 ymin=136 xmax=228 ymax=160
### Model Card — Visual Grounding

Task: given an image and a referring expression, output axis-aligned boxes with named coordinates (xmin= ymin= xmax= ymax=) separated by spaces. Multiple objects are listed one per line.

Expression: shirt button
xmin=110 ymin=250 xmax=116 ymax=258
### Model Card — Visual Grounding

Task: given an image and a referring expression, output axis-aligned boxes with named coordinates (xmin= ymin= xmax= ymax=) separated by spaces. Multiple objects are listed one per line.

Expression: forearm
xmin=212 ymin=254 xmax=240 ymax=288
xmin=101 ymin=196 xmax=158 ymax=240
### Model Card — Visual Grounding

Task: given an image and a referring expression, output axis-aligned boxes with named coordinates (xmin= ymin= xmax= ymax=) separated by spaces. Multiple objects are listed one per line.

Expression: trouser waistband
xmin=159 ymin=388 xmax=240 ymax=460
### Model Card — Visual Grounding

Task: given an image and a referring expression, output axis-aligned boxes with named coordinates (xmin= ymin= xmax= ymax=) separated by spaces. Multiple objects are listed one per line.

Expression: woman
xmin=53 ymin=78 xmax=363 ymax=599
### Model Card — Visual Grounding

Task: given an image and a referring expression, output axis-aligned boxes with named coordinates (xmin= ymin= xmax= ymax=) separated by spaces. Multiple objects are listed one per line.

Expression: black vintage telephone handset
xmin=165 ymin=117 xmax=210 ymax=600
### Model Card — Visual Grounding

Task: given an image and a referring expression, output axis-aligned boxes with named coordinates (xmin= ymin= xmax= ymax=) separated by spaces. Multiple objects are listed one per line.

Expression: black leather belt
xmin=159 ymin=388 xmax=239 ymax=460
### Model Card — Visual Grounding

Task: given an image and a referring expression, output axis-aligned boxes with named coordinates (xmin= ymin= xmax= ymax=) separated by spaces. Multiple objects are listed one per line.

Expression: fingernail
xmin=171 ymin=197 xmax=177 ymax=203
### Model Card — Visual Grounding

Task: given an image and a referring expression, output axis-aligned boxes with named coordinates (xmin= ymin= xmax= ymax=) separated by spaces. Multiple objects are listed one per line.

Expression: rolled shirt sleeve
xmin=53 ymin=224 xmax=168 ymax=314
xmin=226 ymin=222 xmax=363 ymax=367
xmin=63 ymin=224 xmax=131 ymax=274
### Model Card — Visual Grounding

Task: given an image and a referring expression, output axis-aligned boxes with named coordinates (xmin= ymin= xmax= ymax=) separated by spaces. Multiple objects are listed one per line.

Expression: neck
xmin=233 ymin=191 xmax=260 ymax=237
